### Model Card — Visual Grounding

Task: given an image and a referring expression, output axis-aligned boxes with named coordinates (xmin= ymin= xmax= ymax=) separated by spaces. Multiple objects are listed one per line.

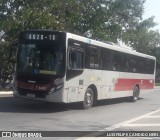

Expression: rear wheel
xmin=83 ymin=88 xmax=94 ymax=109
xmin=130 ymin=86 xmax=139 ymax=102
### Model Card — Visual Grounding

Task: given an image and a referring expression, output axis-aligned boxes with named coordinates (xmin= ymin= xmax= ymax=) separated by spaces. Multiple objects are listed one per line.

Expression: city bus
xmin=13 ymin=30 xmax=156 ymax=109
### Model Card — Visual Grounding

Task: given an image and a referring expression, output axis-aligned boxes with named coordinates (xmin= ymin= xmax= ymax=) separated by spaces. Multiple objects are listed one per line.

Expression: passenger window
xmin=145 ymin=59 xmax=155 ymax=74
xmin=113 ymin=52 xmax=122 ymax=71
xmin=69 ymin=51 xmax=84 ymax=69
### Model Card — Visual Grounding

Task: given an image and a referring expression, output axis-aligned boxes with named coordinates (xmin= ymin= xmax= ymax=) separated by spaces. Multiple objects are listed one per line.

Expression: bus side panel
xmin=65 ymin=70 xmax=155 ymax=103
xmin=65 ymin=72 xmax=85 ymax=103
xmin=65 ymin=69 xmax=103 ymax=103
xmin=83 ymin=69 xmax=103 ymax=100
xmin=101 ymin=71 xmax=120 ymax=99
xmin=109 ymin=72 xmax=154 ymax=98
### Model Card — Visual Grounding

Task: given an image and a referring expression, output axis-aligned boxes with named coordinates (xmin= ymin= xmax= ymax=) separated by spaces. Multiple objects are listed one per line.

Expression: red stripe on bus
xmin=115 ymin=79 xmax=154 ymax=91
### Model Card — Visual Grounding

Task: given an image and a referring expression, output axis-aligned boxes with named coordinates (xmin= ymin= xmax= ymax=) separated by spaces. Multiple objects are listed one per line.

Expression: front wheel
xmin=82 ymin=88 xmax=94 ymax=109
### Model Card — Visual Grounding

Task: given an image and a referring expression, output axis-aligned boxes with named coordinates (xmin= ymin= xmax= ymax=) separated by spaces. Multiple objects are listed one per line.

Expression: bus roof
xmin=21 ymin=30 xmax=156 ymax=60
xmin=66 ymin=32 xmax=156 ymax=60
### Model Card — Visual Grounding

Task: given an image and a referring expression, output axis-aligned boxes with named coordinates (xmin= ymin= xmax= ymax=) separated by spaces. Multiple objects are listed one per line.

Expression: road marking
xmin=124 ymin=124 xmax=160 ymax=127
xmin=76 ymin=108 xmax=160 ymax=138
xmin=145 ymin=116 xmax=160 ymax=118
xmin=102 ymin=108 xmax=160 ymax=131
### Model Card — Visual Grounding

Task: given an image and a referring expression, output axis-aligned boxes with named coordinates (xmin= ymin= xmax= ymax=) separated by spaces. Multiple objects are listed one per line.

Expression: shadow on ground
xmin=0 ymin=95 xmax=143 ymax=113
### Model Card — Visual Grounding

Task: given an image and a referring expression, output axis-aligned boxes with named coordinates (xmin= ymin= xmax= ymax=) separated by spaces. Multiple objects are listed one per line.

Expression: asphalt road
xmin=0 ymin=89 xmax=160 ymax=139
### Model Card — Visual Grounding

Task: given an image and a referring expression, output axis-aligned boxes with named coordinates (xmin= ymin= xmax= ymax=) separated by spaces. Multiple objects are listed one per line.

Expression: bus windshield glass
xmin=17 ymin=42 xmax=65 ymax=76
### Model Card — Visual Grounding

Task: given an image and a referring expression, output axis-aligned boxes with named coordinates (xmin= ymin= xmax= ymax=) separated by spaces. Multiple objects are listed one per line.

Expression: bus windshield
xmin=17 ymin=42 xmax=65 ymax=76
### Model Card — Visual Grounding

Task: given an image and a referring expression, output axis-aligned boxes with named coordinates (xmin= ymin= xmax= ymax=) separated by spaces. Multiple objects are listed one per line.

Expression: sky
xmin=143 ymin=0 xmax=160 ymax=30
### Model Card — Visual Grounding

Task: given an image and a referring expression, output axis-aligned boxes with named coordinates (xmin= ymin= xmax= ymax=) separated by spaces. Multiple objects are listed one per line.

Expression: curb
xmin=154 ymin=86 xmax=160 ymax=89
xmin=0 ymin=91 xmax=13 ymax=95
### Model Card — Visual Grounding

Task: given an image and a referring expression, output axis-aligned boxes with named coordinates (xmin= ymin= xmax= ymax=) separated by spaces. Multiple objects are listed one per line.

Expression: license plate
xmin=27 ymin=93 xmax=35 ymax=98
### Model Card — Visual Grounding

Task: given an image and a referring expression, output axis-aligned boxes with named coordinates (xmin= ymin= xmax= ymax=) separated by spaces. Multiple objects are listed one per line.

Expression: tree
xmin=1 ymin=0 xmax=146 ymax=40
xmin=0 ymin=0 xmax=160 ymax=87
xmin=123 ymin=16 xmax=160 ymax=66
xmin=0 ymin=40 xmax=15 ymax=88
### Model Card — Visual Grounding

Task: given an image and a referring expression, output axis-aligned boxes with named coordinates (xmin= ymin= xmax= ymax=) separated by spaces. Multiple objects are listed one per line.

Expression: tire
xmin=83 ymin=88 xmax=94 ymax=109
xmin=130 ymin=86 xmax=139 ymax=102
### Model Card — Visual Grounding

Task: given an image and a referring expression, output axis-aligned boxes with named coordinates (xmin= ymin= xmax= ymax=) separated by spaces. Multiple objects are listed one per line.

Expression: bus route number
xmin=27 ymin=33 xmax=55 ymax=40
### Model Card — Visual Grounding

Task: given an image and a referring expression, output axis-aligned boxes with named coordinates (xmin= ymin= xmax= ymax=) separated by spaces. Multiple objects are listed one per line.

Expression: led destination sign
xmin=25 ymin=33 xmax=58 ymax=41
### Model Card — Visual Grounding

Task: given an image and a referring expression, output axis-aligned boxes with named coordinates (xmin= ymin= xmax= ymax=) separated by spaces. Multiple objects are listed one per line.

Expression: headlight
xmin=49 ymin=87 xmax=55 ymax=94
xmin=56 ymin=84 xmax=63 ymax=90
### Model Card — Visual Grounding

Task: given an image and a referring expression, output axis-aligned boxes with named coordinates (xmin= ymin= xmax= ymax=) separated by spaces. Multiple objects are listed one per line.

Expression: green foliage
xmin=123 ymin=16 xmax=160 ymax=66
xmin=0 ymin=40 xmax=15 ymax=88
xmin=0 ymin=0 xmax=160 ymax=87
xmin=0 ymin=0 xmax=146 ymax=40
